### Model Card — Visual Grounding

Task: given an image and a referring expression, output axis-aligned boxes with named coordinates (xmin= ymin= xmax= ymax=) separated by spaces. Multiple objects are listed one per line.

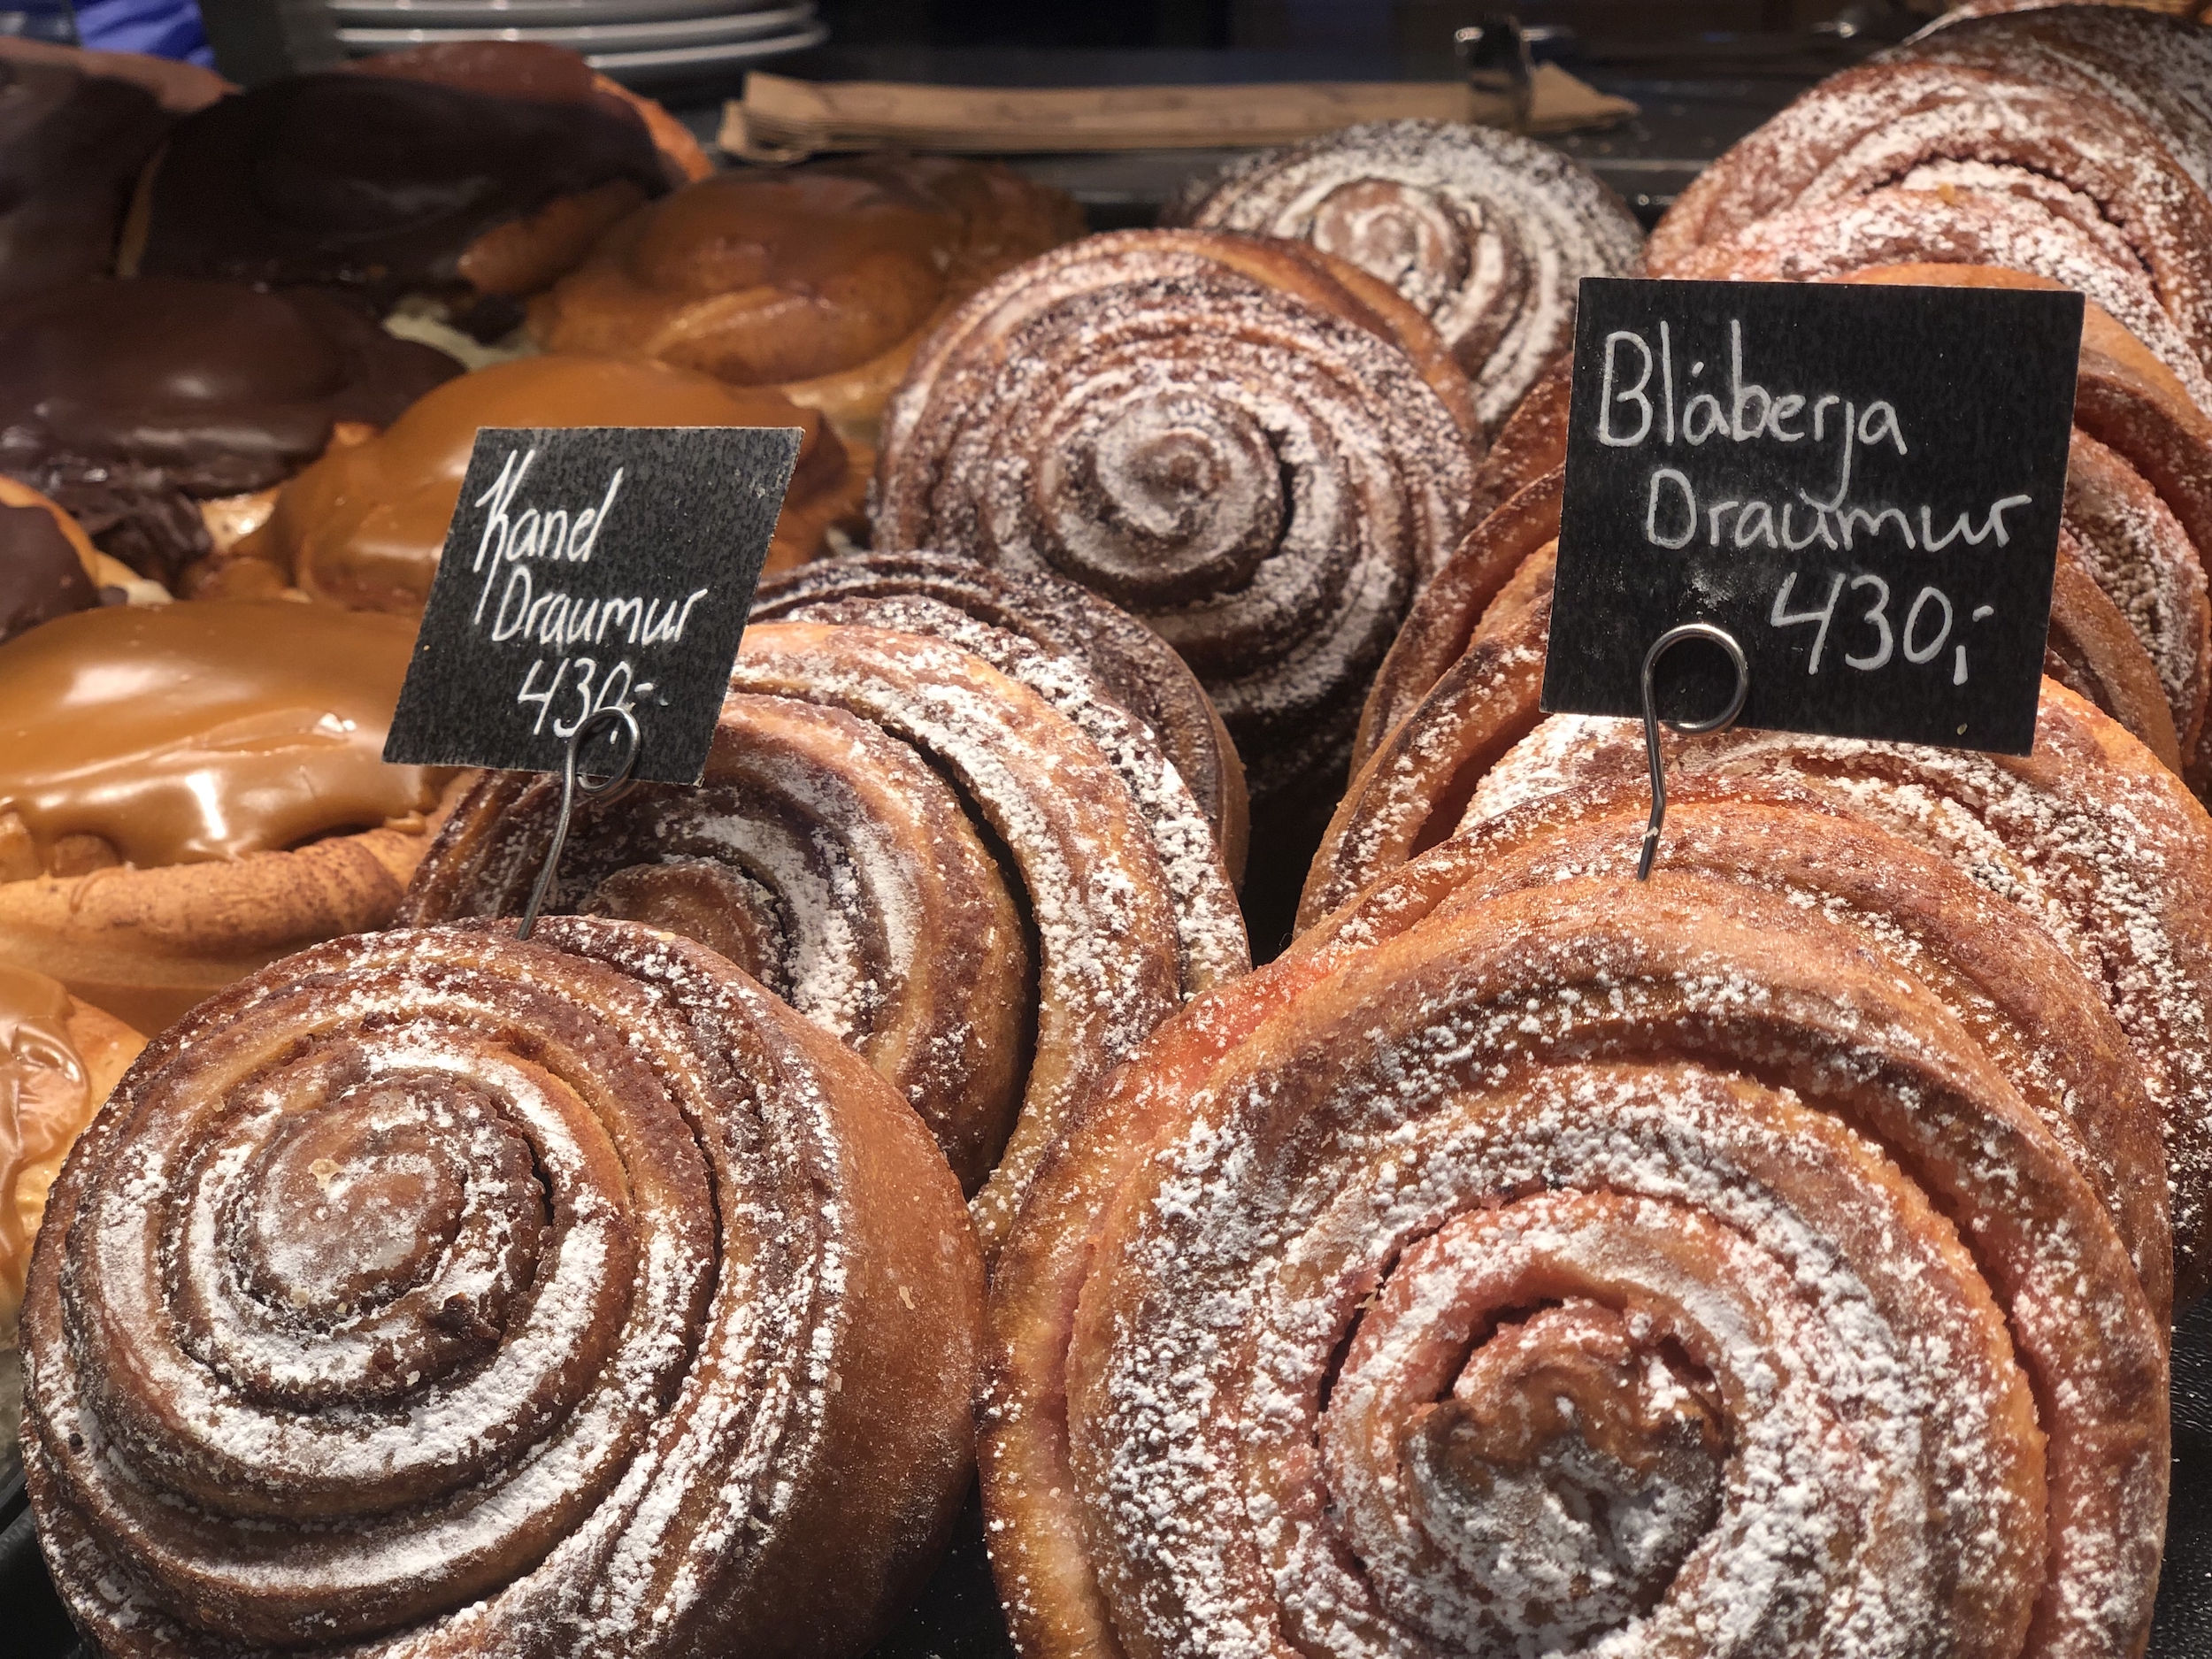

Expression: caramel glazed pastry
xmin=532 ymin=153 xmax=1086 ymax=443
xmin=22 ymin=916 xmax=983 ymax=1659
xmin=983 ymin=799 xmax=2170 ymax=1659
xmin=122 ymin=42 xmax=710 ymax=344
xmin=0 ymin=962 xmax=141 ymax=1465
xmin=872 ymin=227 xmax=1481 ymax=857
xmin=0 ymin=277 xmax=459 ymax=588
xmin=0 ymin=601 xmax=463 ymax=1032
xmin=404 ymin=558 xmax=1252 ymax=1257
xmin=212 ymin=354 xmax=870 ymax=611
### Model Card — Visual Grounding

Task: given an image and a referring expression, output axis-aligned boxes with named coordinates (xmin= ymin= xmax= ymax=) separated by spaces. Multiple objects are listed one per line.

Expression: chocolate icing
xmin=0 ymin=600 xmax=447 ymax=871
xmin=135 ymin=64 xmax=667 ymax=305
xmin=0 ymin=58 xmax=171 ymax=305
xmin=0 ymin=278 xmax=459 ymax=584
xmin=0 ymin=504 xmax=96 ymax=644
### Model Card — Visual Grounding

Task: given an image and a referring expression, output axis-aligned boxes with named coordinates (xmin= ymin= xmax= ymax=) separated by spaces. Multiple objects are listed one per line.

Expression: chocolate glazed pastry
xmin=22 ymin=917 xmax=983 ymax=1659
xmin=127 ymin=43 xmax=675 ymax=333
xmin=218 ymin=354 xmax=867 ymax=610
xmin=0 ymin=506 xmax=95 ymax=645
xmin=0 ymin=279 xmax=458 ymax=587
xmin=0 ymin=55 xmax=169 ymax=305
xmin=753 ymin=551 xmax=1249 ymax=883
xmin=0 ymin=601 xmax=464 ymax=1030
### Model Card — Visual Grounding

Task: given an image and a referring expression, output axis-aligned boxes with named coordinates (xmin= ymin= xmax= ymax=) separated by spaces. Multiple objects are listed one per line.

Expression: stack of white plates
xmin=331 ymin=0 xmax=826 ymax=86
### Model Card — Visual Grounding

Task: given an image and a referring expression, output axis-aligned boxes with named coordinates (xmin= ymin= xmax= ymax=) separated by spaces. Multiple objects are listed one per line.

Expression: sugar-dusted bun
xmin=0 ymin=602 xmax=464 ymax=1030
xmin=533 ymin=155 xmax=1085 ymax=443
xmin=215 ymin=355 xmax=867 ymax=611
xmin=1174 ymin=119 xmax=1643 ymax=434
xmin=0 ymin=278 xmax=459 ymax=586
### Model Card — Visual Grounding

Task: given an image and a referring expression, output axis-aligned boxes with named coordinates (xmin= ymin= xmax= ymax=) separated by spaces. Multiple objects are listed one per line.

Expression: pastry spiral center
xmin=1035 ymin=390 xmax=1284 ymax=607
xmin=1308 ymin=180 xmax=1472 ymax=318
xmin=1324 ymin=1235 xmax=1729 ymax=1651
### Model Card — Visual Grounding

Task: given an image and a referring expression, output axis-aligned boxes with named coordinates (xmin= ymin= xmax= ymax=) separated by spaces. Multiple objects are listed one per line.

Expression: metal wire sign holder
xmin=515 ymin=704 xmax=642 ymax=941
xmin=1634 ymin=622 xmax=1750 ymax=881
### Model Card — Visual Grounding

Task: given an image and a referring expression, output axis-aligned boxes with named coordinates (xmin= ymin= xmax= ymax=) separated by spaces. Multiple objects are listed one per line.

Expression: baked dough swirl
xmin=984 ymin=874 xmax=2166 ymax=1659
xmin=873 ymin=229 xmax=1478 ymax=819
xmin=1455 ymin=684 xmax=2212 ymax=1307
xmin=23 ymin=915 xmax=982 ymax=1659
xmin=1171 ymin=119 xmax=1644 ymax=434
xmin=404 ymin=621 xmax=1247 ymax=1254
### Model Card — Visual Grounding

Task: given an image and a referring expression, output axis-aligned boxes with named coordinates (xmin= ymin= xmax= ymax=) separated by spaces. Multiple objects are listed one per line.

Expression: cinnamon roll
xmin=873 ymin=229 xmax=1479 ymax=833
xmin=1171 ymin=119 xmax=1643 ymax=434
xmin=403 ymin=620 xmax=1247 ymax=1254
xmin=126 ymin=43 xmax=695 ymax=337
xmin=1458 ymin=681 xmax=2212 ymax=1305
xmin=985 ymin=873 xmax=2165 ymax=1659
xmin=0 ymin=601 xmax=462 ymax=1030
xmin=1647 ymin=10 xmax=2212 ymax=391
xmin=752 ymin=550 xmax=1248 ymax=883
xmin=0 ymin=964 xmax=142 ymax=1463
xmin=211 ymin=355 xmax=866 ymax=611
xmin=532 ymin=156 xmax=1085 ymax=444
xmin=0 ymin=279 xmax=459 ymax=588
xmin=22 ymin=915 xmax=982 ymax=1659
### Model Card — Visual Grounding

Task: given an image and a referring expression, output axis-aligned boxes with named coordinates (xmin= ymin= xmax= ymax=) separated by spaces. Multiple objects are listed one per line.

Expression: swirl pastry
xmin=213 ymin=355 xmax=866 ymax=611
xmin=403 ymin=620 xmax=1247 ymax=1253
xmin=0 ymin=963 xmax=142 ymax=1463
xmin=0 ymin=278 xmax=459 ymax=587
xmin=1647 ymin=11 xmax=2212 ymax=391
xmin=986 ymin=872 xmax=2166 ymax=1659
xmin=126 ymin=43 xmax=695 ymax=336
xmin=1172 ymin=119 xmax=1643 ymax=434
xmin=0 ymin=601 xmax=462 ymax=1030
xmin=1454 ymin=681 xmax=2212 ymax=1306
xmin=873 ymin=229 xmax=1479 ymax=839
xmin=533 ymin=156 xmax=1085 ymax=444
xmin=22 ymin=914 xmax=983 ymax=1659
xmin=752 ymin=550 xmax=1248 ymax=883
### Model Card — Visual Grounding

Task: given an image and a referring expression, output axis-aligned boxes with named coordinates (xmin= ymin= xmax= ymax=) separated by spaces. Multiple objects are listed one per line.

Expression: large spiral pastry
xmin=1171 ymin=119 xmax=1644 ymax=434
xmin=405 ymin=620 xmax=1247 ymax=1255
xmin=1646 ymin=10 xmax=2212 ymax=393
xmin=21 ymin=916 xmax=983 ymax=1659
xmin=752 ymin=550 xmax=1249 ymax=883
xmin=984 ymin=875 xmax=2167 ymax=1659
xmin=872 ymin=230 xmax=1478 ymax=819
xmin=1454 ymin=682 xmax=2212 ymax=1307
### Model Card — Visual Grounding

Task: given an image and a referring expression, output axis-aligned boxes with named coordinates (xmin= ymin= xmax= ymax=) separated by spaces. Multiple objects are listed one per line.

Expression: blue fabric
xmin=72 ymin=0 xmax=215 ymax=65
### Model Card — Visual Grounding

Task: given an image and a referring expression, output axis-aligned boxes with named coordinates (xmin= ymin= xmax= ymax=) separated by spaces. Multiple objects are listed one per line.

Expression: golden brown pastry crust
xmin=985 ymin=872 xmax=2165 ymax=1659
xmin=23 ymin=916 xmax=983 ymax=1659
xmin=532 ymin=156 xmax=1086 ymax=444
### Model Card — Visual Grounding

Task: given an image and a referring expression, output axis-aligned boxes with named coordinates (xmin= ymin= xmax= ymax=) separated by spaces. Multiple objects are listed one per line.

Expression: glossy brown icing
xmin=0 ymin=278 xmax=458 ymax=584
xmin=134 ymin=51 xmax=667 ymax=307
xmin=0 ymin=504 xmax=97 ymax=644
xmin=0 ymin=963 xmax=81 ymax=1273
xmin=236 ymin=354 xmax=856 ymax=611
xmin=0 ymin=56 xmax=170 ymax=304
xmin=0 ymin=601 xmax=446 ymax=871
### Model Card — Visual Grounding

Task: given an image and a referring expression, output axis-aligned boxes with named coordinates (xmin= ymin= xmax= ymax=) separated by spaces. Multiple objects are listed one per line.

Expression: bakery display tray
xmin=5 ymin=1291 xmax=2212 ymax=1656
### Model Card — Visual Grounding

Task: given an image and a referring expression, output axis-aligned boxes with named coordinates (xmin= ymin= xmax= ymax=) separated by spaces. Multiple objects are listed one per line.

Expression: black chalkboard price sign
xmin=1540 ymin=278 xmax=2084 ymax=755
xmin=384 ymin=425 xmax=802 ymax=783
